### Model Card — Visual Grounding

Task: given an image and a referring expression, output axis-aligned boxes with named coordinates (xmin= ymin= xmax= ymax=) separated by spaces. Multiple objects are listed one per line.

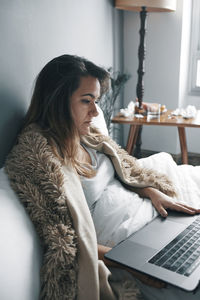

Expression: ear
xmin=91 ymin=105 xmax=109 ymax=136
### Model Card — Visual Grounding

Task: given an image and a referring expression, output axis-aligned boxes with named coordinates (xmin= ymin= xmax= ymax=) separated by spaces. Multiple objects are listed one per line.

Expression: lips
xmin=85 ymin=120 xmax=92 ymax=125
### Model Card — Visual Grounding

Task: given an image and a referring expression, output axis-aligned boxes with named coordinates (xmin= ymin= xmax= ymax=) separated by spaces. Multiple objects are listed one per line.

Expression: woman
xmin=5 ymin=54 xmax=200 ymax=300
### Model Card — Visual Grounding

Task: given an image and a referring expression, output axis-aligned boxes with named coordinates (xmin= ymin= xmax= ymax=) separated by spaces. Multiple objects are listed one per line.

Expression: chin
xmin=80 ymin=127 xmax=90 ymax=135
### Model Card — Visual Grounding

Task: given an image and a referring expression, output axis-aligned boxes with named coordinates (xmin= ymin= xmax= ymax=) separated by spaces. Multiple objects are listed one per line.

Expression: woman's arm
xmin=98 ymin=244 xmax=165 ymax=288
xmin=131 ymin=186 xmax=200 ymax=217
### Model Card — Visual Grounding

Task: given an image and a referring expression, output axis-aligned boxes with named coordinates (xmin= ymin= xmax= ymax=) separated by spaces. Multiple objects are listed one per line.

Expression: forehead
xmin=76 ymin=76 xmax=101 ymax=95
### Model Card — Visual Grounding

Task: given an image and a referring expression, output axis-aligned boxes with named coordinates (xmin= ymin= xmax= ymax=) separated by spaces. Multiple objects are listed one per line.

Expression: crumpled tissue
xmin=171 ymin=105 xmax=197 ymax=119
xmin=119 ymin=101 xmax=135 ymax=117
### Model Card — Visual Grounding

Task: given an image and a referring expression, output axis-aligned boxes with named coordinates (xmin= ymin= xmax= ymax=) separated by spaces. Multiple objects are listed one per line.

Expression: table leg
xmin=126 ymin=125 xmax=140 ymax=155
xmin=178 ymin=127 xmax=188 ymax=164
xmin=134 ymin=125 xmax=143 ymax=158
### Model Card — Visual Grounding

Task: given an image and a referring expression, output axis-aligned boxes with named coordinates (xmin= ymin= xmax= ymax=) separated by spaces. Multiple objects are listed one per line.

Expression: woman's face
xmin=71 ymin=76 xmax=100 ymax=135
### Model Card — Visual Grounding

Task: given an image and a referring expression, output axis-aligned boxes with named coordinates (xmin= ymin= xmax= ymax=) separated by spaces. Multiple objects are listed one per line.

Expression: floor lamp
xmin=115 ymin=0 xmax=176 ymax=156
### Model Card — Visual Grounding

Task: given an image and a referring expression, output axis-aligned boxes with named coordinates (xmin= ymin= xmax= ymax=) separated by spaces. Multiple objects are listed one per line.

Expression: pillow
xmin=91 ymin=105 xmax=109 ymax=136
xmin=0 ymin=168 xmax=42 ymax=300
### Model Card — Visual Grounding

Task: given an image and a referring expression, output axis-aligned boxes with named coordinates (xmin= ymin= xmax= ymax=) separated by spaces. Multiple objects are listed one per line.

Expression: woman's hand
xmin=146 ymin=187 xmax=200 ymax=218
xmin=128 ymin=186 xmax=200 ymax=218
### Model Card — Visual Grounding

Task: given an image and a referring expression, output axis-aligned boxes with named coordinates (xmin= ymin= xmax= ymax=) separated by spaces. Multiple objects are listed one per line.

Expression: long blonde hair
xmin=24 ymin=54 xmax=110 ymax=177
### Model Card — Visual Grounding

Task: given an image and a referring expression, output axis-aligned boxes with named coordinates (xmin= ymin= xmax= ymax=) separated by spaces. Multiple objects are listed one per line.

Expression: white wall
xmin=123 ymin=0 xmax=200 ymax=154
xmin=0 ymin=0 xmax=118 ymax=167
xmin=178 ymin=0 xmax=200 ymax=153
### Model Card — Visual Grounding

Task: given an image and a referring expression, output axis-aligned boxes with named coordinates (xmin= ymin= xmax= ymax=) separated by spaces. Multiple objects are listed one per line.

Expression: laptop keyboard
xmin=149 ymin=216 xmax=200 ymax=276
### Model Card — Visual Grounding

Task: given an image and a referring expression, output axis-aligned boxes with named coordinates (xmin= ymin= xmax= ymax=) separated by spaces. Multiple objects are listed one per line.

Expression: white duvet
xmin=92 ymin=152 xmax=200 ymax=248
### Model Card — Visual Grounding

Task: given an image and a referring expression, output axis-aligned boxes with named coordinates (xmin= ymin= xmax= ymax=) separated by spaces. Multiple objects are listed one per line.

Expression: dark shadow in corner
xmin=0 ymin=89 xmax=26 ymax=168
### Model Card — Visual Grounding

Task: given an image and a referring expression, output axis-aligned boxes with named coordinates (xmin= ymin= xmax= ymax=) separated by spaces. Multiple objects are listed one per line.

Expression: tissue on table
xmin=119 ymin=101 xmax=135 ymax=117
xmin=172 ymin=105 xmax=197 ymax=119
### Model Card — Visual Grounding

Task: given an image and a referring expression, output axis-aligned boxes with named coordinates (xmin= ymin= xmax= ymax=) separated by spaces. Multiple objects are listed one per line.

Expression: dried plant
xmin=99 ymin=68 xmax=131 ymax=133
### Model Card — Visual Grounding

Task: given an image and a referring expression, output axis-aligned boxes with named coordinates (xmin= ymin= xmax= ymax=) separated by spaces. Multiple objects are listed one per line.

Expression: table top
xmin=112 ymin=110 xmax=200 ymax=128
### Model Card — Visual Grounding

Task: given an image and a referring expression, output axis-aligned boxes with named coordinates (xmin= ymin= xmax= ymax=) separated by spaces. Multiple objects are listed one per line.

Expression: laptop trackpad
xmin=129 ymin=217 xmax=186 ymax=250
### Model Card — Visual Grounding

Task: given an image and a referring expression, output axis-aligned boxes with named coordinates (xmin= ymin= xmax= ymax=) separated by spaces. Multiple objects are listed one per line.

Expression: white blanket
xmin=138 ymin=152 xmax=200 ymax=209
xmin=93 ymin=152 xmax=200 ymax=247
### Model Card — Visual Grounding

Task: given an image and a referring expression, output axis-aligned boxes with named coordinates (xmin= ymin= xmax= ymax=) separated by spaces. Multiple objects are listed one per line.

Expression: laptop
xmin=105 ymin=212 xmax=200 ymax=291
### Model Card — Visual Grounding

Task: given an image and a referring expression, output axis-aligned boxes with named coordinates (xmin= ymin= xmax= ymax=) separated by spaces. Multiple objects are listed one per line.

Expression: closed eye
xmin=81 ymin=99 xmax=91 ymax=104
xmin=81 ymin=98 xmax=100 ymax=105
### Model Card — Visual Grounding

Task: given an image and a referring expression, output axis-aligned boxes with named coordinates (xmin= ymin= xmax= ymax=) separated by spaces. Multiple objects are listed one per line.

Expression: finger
xmin=153 ymin=202 xmax=168 ymax=218
xmin=178 ymin=203 xmax=200 ymax=213
xmin=170 ymin=203 xmax=196 ymax=215
xmin=158 ymin=206 xmax=168 ymax=218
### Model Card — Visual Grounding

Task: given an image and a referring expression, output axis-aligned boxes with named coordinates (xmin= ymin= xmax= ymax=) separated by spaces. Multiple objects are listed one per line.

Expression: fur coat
xmin=5 ymin=124 xmax=176 ymax=300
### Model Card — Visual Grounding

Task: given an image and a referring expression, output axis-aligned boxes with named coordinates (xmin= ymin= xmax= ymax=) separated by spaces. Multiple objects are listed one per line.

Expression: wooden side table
xmin=112 ymin=110 xmax=200 ymax=164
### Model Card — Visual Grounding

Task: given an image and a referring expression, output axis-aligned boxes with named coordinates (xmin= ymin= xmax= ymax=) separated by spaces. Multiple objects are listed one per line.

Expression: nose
xmin=90 ymin=102 xmax=99 ymax=117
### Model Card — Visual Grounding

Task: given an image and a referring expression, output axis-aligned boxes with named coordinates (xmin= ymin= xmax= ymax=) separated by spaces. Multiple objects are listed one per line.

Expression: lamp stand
xmin=136 ymin=6 xmax=147 ymax=109
xmin=134 ymin=6 xmax=147 ymax=158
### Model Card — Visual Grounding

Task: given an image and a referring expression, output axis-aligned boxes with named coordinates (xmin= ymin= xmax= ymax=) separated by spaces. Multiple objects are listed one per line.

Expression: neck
xmin=77 ymin=144 xmax=92 ymax=165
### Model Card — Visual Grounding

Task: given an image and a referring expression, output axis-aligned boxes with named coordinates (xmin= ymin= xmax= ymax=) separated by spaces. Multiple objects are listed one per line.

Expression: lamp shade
xmin=115 ymin=0 xmax=176 ymax=12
